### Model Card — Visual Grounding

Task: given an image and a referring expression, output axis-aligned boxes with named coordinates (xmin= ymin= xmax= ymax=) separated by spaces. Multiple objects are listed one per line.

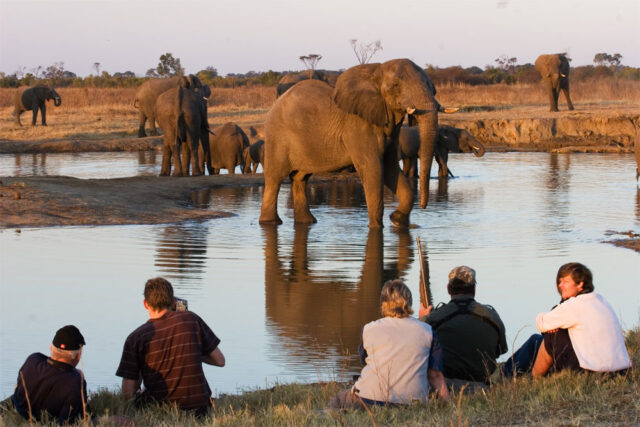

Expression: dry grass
xmin=1 ymin=80 xmax=638 ymax=142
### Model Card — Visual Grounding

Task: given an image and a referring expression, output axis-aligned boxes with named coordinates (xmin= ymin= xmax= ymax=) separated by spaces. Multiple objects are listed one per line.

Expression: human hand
xmin=419 ymin=304 xmax=432 ymax=318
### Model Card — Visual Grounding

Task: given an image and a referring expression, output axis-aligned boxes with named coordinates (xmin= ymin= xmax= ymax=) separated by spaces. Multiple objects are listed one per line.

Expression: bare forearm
xmin=428 ymin=369 xmax=450 ymax=401
xmin=203 ymin=347 xmax=225 ymax=367
xmin=121 ymin=378 xmax=141 ymax=399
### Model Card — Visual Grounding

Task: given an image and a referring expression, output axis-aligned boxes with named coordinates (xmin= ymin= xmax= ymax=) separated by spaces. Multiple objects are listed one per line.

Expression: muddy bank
xmin=0 ymin=174 xmax=264 ymax=228
xmin=0 ymin=136 xmax=162 ymax=154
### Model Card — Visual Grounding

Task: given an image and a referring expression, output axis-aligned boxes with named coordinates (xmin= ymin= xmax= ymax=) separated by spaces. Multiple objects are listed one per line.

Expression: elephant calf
xmin=243 ymin=139 xmax=265 ymax=174
xmin=399 ymin=125 xmax=485 ymax=179
xmin=201 ymin=122 xmax=249 ymax=175
xmin=14 ymin=86 xmax=62 ymax=126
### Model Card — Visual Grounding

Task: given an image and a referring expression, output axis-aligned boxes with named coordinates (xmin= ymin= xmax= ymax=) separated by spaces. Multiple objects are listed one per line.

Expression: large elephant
xmin=134 ymin=74 xmax=204 ymax=137
xmin=14 ymin=86 xmax=61 ymax=126
xmin=243 ymin=139 xmax=264 ymax=174
xmin=534 ymin=54 xmax=574 ymax=112
xmin=200 ymin=122 xmax=249 ymax=175
xmin=276 ymin=70 xmax=330 ymax=97
xmin=155 ymin=84 xmax=211 ymax=176
xmin=398 ymin=125 xmax=485 ymax=178
xmin=260 ymin=58 xmax=440 ymax=228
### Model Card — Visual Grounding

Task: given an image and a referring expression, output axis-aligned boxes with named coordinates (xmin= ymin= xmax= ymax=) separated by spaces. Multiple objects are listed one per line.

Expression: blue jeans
xmin=500 ymin=334 xmax=543 ymax=377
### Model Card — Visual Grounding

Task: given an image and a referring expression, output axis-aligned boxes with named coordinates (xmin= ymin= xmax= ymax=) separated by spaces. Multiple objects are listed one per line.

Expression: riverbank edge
xmin=2 ymin=327 xmax=638 ymax=426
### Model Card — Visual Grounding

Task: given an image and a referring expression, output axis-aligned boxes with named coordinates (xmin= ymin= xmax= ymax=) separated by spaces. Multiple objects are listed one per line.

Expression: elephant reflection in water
xmin=14 ymin=154 xmax=47 ymax=175
xmin=137 ymin=151 xmax=157 ymax=165
xmin=188 ymin=186 xmax=260 ymax=211
xmin=263 ymin=225 xmax=420 ymax=374
xmin=154 ymin=224 xmax=209 ymax=279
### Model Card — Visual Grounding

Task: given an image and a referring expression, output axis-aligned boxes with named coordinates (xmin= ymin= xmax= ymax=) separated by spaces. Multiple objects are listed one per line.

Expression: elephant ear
xmin=333 ymin=64 xmax=387 ymax=128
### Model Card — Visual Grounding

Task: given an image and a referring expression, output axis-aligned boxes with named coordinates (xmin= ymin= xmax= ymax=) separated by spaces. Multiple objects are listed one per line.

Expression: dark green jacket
xmin=422 ymin=295 xmax=507 ymax=382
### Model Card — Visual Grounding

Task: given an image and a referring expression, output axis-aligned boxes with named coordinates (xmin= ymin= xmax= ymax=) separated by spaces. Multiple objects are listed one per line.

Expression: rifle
xmin=416 ymin=237 xmax=433 ymax=308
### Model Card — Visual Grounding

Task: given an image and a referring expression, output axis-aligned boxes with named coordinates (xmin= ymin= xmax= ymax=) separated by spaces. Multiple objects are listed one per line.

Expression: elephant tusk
xmin=406 ymin=107 xmax=416 ymax=114
xmin=438 ymin=106 xmax=459 ymax=114
xmin=208 ymin=129 xmax=216 ymax=136
xmin=560 ymin=74 xmax=566 ymax=78
xmin=202 ymin=97 xmax=209 ymax=101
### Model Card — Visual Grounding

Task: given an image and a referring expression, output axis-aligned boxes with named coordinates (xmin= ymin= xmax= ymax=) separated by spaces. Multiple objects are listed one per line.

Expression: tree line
xmin=1 ymin=51 xmax=638 ymax=89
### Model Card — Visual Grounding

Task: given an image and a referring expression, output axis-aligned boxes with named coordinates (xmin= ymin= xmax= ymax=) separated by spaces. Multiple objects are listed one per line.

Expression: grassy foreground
xmin=2 ymin=327 xmax=638 ymax=426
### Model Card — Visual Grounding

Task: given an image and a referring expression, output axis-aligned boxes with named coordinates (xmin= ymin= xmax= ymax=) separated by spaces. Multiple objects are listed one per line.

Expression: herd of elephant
xmin=12 ymin=54 xmax=640 ymax=228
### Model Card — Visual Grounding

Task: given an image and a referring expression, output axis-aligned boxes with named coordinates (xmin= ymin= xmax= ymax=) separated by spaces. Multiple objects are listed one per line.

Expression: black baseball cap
xmin=52 ymin=325 xmax=86 ymax=350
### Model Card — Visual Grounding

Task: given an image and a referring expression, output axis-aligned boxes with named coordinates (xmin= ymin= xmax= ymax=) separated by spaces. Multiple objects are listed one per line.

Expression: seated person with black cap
xmin=9 ymin=325 xmax=88 ymax=424
xmin=419 ymin=266 xmax=507 ymax=386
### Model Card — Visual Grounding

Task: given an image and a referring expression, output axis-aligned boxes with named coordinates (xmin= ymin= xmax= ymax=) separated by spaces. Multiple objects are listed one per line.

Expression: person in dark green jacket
xmin=419 ymin=266 xmax=507 ymax=384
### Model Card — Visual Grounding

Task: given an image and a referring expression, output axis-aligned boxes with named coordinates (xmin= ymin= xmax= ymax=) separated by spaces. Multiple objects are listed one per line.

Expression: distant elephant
xmin=276 ymin=70 xmax=330 ymax=97
xmin=14 ymin=86 xmax=62 ymax=126
xmin=398 ymin=125 xmax=485 ymax=178
xmin=200 ymin=122 xmax=249 ymax=175
xmin=535 ymin=54 xmax=574 ymax=112
xmin=134 ymin=74 xmax=204 ymax=137
xmin=260 ymin=58 xmax=440 ymax=228
xmin=155 ymin=84 xmax=211 ymax=176
xmin=243 ymin=139 xmax=265 ymax=174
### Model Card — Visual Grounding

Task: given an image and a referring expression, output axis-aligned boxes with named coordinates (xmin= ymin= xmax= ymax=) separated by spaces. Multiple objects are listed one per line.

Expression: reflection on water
xmin=1 ymin=152 xmax=639 ymax=398
xmin=0 ymin=152 xmax=242 ymax=178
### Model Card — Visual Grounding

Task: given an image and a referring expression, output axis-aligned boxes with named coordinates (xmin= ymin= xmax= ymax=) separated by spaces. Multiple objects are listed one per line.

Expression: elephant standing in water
xmin=200 ymin=122 xmax=249 ymax=174
xmin=155 ymin=84 xmax=211 ymax=176
xmin=134 ymin=74 xmax=203 ymax=137
xmin=14 ymin=86 xmax=61 ymax=126
xmin=398 ymin=125 xmax=485 ymax=178
xmin=276 ymin=70 xmax=330 ymax=97
xmin=535 ymin=54 xmax=574 ymax=112
xmin=261 ymin=59 xmax=440 ymax=228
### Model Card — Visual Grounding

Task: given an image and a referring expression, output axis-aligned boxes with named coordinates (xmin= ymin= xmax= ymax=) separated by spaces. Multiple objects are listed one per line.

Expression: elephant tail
xmin=175 ymin=88 xmax=186 ymax=143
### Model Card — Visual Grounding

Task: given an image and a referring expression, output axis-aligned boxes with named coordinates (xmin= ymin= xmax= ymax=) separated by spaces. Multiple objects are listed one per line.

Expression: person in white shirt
xmin=503 ymin=262 xmax=631 ymax=377
xmin=328 ymin=279 xmax=449 ymax=409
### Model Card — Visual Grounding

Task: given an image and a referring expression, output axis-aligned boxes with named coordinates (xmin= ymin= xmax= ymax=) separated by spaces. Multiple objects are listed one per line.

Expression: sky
xmin=1 ymin=0 xmax=639 ymax=77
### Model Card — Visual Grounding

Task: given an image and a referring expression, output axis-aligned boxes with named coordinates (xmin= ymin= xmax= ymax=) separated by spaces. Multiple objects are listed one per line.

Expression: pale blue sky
xmin=1 ymin=0 xmax=638 ymax=77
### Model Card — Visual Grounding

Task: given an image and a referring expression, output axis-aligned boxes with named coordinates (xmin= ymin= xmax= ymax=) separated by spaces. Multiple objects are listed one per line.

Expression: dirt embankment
xmin=442 ymin=105 xmax=640 ymax=152
xmin=0 ymin=175 xmax=264 ymax=228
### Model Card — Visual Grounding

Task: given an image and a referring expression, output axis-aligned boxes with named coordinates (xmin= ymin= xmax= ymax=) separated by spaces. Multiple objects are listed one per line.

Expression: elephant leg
xmin=138 ymin=111 xmax=147 ymax=137
xmin=402 ymin=158 xmax=411 ymax=177
xmin=383 ymin=150 xmax=413 ymax=228
xmin=252 ymin=163 xmax=258 ymax=173
xmin=15 ymin=110 xmax=22 ymax=126
xmin=31 ymin=107 xmax=38 ymax=126
xmin=547 ymin=85 xmax=558 ymax=112
xmin=181 ymin=142 xmax=191 ymax=175
xmin=172 ymin=140 xmax=184 ymax=177
xmin=291 ymin=172 xmax=317 ymax=224
xmin=41 ymin=104 xmax=47 ymax=125
xmin=260 ymin=174 xmax=284 ymax=225
xmin=160 ymin=137 xmax=173 ymax=176
xmin=562 ymin=86 xmax=574 ymax=110
xmin=352 ymin=156 xmax=384 ymax=228
xmin=149 ymin=114 xmax=159 ymax=136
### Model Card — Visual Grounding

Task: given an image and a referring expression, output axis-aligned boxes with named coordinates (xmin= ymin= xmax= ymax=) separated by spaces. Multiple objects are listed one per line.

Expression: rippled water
xmin=1 ymin=152 xmax=639 ymax=398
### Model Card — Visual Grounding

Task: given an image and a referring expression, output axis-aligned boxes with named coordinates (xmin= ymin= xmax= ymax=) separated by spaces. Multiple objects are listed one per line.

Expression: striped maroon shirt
xmin=116 ymin=310 xmax=220 ymax=412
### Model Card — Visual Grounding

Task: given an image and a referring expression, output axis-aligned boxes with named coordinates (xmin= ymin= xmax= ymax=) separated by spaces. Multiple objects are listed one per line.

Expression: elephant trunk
xmin=418 ymin=112 xmax=438 ymax=209
xmin=53 ymin=96 xmax=62 ymax=107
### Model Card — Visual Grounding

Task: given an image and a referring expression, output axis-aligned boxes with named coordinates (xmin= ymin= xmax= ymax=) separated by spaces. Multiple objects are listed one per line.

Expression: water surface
xmin=1 ymin=152 xmax=639 ymax=398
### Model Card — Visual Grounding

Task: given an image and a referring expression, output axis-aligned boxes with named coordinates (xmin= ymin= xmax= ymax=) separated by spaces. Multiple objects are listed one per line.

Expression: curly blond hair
xmin=380 ymin=279 xmax=414 ymax=318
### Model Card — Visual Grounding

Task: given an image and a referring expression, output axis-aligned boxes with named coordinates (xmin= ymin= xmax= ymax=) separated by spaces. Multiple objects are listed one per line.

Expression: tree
xmin=299 ymin=54 xmax=322 ymax=78
xmin=44 ymin=62 xmax=66 ymax=79
xmin=156 ymin=53 xmax=183 ymax=77
xmin=494 ymin=55 xmax=517 ymax=71
xmin=146 ymin=68 xmax=159 ymax=78
xmin=593 ymin=52 xmax=622 ymax=67
xmin=93 ymin=62 xmax=101 ymax=76
xmin=350 ymin=39 xmax=382 ymax=64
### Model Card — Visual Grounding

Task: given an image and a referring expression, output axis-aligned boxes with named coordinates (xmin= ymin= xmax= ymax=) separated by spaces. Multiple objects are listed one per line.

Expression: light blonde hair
xmin=380 ymin=279 xmax=414 ymax=318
